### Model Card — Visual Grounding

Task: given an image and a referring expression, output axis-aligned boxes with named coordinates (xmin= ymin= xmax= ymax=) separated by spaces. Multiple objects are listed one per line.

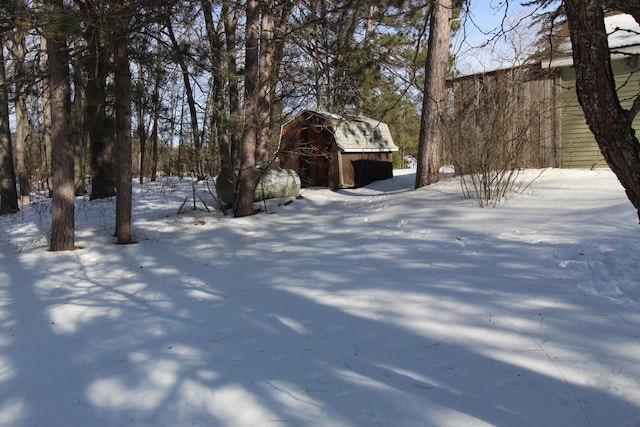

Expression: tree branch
xmin=628 ymin=94 xmax=640 ymax=121
xmin=601 ymin=0 xmax=640 ymax=25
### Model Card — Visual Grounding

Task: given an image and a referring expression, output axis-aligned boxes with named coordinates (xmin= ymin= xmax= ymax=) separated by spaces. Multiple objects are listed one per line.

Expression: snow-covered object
xmin=546 ymin=13 xmax=640 ymax=67
xmin=215 ymin=167 xmax=300 ymax=205
xmin=254 ymin=167 xmax=301 ymax=202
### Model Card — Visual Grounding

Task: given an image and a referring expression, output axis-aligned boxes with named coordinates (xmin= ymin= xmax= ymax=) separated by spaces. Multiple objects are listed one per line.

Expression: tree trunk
xmin=41 ymin=37 xmax=54 ymax=197
xmin=256 ymin=0 xmax=274 ymax=164
xmin=0 ymin=36 xmax=20 ymax=214
xmin=14 ymin=90 xmax=29 ymax=203
xmin=565 ymin=0 xmax=640 ymax=221
xmin=136 ymin=69 xmax=146 ymax=185
xmin=269 ymin=0 xmax=295 ymax=150
xmin=223 ymin=0 xmax=241 ymax=172
xmin=202 ymin=0 xmax=225 ymax=176
xmin=235 ymin=0 xmax=260 ymax=217
xmin=166 ymin=19 xmax=202 ymax=178
xmin=72 ymin=66 xmax=85 ymax=196
xmin=46 ymin=0 xmax=75 ymax=251
xmin=150 ymin=26 xmax=162 ymax=182
xmin=83 ymin=18 xmax=116 ymax=200
xmin=113 ymin=35 xmax=134 ymax=244
xmin=13 ymin=33 xmax=30 ymax=203
xmin=415 ymin=0 xmax=451 ymax=188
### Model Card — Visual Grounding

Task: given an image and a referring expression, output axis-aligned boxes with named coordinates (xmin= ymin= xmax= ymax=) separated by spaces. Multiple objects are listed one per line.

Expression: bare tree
xmin=415 ymin=0 xmax=452 ymax=188
xmin=166 ymin=13 xmax=203 ymax=178
xmin=446 ymin=65 xmax=561 ymax=205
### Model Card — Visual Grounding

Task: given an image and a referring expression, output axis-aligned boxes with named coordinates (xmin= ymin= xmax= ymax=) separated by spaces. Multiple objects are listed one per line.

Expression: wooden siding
xmin=279 ymin=111 xmax=396 ymax=188
xmin=449 ymin=65 xmax=563 ymax=170
xmin=561 ymin=57 xmax=640 ymax=168
xmin=279 ymin=114 xmax=333 ymax=187
xmin=340 ymin=152 xmax=394 ymax=188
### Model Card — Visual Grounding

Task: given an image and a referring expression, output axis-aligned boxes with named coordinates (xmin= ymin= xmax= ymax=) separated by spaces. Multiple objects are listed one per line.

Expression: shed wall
xmin=449 ymin=66 xmax=563 ymax=171
xmin=340 ymin=152 xmax=394 ymax=188
xmin=279 ymin=112 xmax=396 ymax=189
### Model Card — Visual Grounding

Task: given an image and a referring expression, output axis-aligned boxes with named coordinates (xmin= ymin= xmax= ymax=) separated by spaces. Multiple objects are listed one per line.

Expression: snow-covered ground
xmin=0 ymin=168 xmax=639 ymax=427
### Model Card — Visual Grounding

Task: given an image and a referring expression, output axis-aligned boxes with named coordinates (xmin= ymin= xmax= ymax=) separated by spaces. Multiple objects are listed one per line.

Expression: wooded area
xmin=0 ymin=0 xmax=433 ymax=246
xmin=3 ymin=0 xmax=640 ymax=251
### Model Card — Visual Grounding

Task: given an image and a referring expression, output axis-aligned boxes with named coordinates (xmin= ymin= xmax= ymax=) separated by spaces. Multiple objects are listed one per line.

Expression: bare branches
xmin=601 ymin=1 xmax=640 ymax=25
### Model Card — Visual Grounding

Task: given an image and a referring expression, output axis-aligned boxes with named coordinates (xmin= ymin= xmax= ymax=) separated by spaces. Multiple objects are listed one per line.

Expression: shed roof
xmin=296 ymin=110 xmax=399 ymax=153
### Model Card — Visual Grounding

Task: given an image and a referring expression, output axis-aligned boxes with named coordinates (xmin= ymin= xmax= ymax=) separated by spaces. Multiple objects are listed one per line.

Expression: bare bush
xmin=445 ymin=64 xmax=561 ymax=206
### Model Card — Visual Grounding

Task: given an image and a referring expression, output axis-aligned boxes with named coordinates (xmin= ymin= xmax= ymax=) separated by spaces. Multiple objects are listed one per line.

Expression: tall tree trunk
xmin=235 ymin=0 xmax=260 ymax=217
xmin=137 ymin=69 xmax=146 ymax=185
xmin=72 ymin=66 xmax=85 ymax=195
xmin=13 ymin=34 xmax=30 ymax=203
xmin=269 ymin=0 xmax=295 ymax=151
xmin=14 ymin=90 xmax=29 ymax=202
xmin=565 ymin=1 xmax=640 ymax=221
xmin=150 ymin=79 xmax=161 ymax=181
xmin=223 ymin=0 xmax=241 ymax=171
xmin=202 ymin=0 xmax=224 ymax=176
xmin=415 ymin=0 xmax=451 ymax=188
xmin=150 ymin=26 xmax=162 ymax=182
xmin=0 ymin=37 xmax=20 ymax=214
xmin=46 ymin=0 xmax=75 ymax=251
xmin=83 ymin=18 xmax=116 ymax=200
xmin=113 ymin=35 xmax=134 ymax=244
xmin=256 ymin=0 xmax=274 ymax=164
xmin=137 ymin=101 xmax=147 ymax=184
xmin=41 ymin=37 xmax=54 ymax=196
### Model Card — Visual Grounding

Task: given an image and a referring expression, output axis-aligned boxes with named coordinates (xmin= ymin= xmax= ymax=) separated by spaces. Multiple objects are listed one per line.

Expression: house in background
xmin=278 ymin=110 xmax=399 ymax=189
xmin=448 ymin=13 xmax=640 ymax=170
xmin=541 ymin=12 xmax=640 ymax=169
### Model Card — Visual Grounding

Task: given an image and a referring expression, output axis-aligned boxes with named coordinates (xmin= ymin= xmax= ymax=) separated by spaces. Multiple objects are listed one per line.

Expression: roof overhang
xmin=542 ymin=45 xmax=640 ymax=69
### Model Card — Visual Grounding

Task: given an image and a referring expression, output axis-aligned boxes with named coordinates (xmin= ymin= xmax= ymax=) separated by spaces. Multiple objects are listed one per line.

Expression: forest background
xmin=3 ymin=0 xmax=640 ymax=248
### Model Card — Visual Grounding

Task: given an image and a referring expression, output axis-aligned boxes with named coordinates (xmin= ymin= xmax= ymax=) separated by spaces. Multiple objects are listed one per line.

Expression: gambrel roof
xmin=296 ymin=110 xmax=399 ymax=153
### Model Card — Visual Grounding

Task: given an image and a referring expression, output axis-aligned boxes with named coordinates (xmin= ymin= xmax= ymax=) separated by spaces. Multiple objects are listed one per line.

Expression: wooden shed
xmin=278 ymin=110 xmax=399 ymax=189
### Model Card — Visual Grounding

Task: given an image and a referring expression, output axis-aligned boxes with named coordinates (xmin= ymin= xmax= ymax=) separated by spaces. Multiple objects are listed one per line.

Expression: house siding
xmin=561 ymin=57 xmax=640 ymax=168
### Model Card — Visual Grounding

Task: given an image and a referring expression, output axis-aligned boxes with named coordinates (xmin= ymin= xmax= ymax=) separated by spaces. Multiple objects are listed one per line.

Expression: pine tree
xmin=415 ymin=0 xmax=452 ymax=188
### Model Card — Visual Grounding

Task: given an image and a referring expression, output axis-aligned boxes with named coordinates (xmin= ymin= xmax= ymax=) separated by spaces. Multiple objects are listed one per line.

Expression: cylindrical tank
xmin=254 ymin=168 xmax=301 ymax=202
xmin=216 ymin=167 xmax=300 ymax=205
